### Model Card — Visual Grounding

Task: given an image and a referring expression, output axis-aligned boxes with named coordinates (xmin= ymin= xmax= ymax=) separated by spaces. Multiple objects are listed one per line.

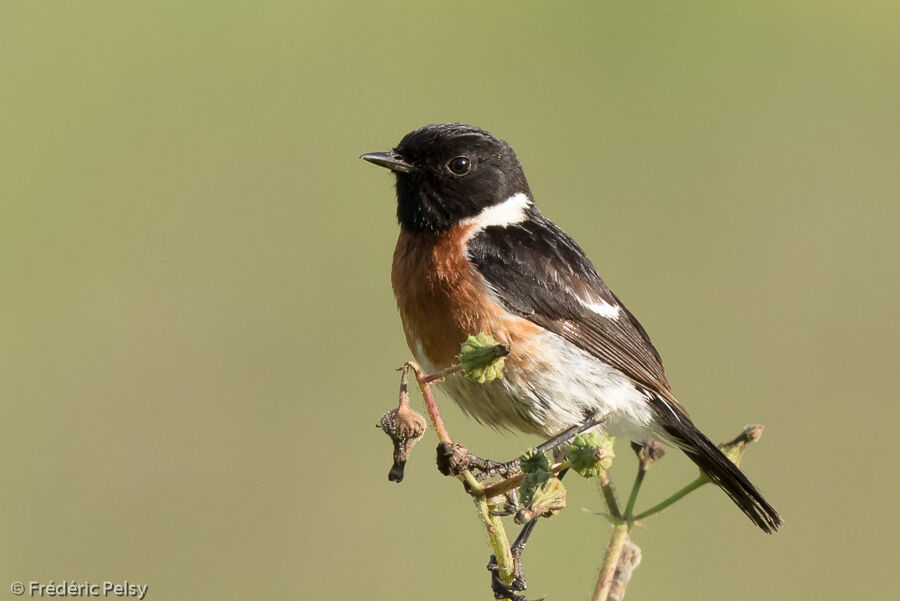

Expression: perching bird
xmin=362 ymin=123 xmax=782 ymax=533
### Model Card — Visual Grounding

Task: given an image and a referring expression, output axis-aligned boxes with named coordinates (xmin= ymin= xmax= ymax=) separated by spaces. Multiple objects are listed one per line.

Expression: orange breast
xmin=392 ymin=226 xmax=541 ymax=370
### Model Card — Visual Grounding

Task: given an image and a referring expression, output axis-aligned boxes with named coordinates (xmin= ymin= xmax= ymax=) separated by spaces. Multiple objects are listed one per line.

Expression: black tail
xmin=649 ymin=396 xmax=783 ymax=533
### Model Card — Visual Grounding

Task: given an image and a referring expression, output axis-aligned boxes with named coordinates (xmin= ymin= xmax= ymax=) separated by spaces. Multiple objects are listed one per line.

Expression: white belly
xmin=416 ymin=329 xmax=659 ymax=440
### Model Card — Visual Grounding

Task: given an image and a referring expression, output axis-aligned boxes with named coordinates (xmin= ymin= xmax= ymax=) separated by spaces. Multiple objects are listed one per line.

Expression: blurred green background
xmin=2 ymin=2 xmax=898 ymax=600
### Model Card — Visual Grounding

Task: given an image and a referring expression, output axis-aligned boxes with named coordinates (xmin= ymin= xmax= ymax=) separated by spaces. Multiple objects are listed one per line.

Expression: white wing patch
xmin=578 ymin=296 xmax=621 ymax=319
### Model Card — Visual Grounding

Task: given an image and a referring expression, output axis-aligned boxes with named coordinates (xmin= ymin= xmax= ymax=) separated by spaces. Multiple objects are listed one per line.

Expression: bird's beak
xmin=360 ymin=151 xmax=415 ymax=173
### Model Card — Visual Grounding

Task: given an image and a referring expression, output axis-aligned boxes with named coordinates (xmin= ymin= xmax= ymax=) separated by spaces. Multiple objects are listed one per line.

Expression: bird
xmin=361 ymin=123 xmax=782 ymax=533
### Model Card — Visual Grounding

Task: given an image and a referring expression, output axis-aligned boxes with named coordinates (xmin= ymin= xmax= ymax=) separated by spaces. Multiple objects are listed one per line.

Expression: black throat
xmin=394 ymin=173 xmax=532 ymax=233
xmin=395 ymin=173 xmax=455 ymax=233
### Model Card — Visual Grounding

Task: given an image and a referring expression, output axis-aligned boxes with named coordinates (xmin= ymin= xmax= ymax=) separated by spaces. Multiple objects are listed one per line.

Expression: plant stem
xmin=591 ymin=522 xmax=631 ymax=601
xmin=598 ymin=470 xmax=623 ymax=520
xmin=420 ymin=363 xmax=464 ymax=385
xmin=623 ymin=466 xmax=646 ymax=519
xmin=406 ymin=361 xmax=452 ymax=443
xmin=476 ymin=495 xmax=515 ymax=584
xmin=403 ymin=361 xmax=516 ymax=587
xmin=632 ymin=476 xmax=708 ymax=522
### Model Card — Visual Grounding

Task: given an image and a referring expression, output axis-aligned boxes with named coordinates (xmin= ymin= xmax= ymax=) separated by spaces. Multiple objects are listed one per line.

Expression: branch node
xmin=436 ymin=441 xmax=471 ymax=477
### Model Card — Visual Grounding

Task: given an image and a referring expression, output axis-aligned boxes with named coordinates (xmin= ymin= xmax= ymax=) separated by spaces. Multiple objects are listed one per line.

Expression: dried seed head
xmin=719 ymin=424 xmax=764 ymax=467
xmin=631 ymin=438 xmax=667 ymax=468
xmin=377 ymin=403 xmax=426 ymax=482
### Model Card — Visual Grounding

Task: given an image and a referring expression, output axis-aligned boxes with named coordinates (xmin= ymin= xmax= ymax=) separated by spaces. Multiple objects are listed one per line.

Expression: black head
xmin=361 ymin=123 xmax=532 ymax=232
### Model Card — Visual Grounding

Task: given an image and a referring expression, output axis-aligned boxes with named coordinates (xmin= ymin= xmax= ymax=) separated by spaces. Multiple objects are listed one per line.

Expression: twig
xmin=608 ymin=540 xmax=641 ymax=601
xmin=405 ymin=361 xmax=452 ymax=444
xmin=419 ymin=363 xmax=464 ymax=385
xmin=401 ymin=360 xmax=516 ymax=588
xmin=388 ymin=352 xmax=771 ymax=601
xmin=590 ymin=427 xmax=765 ymax=600
xmin=632 ymin=476 xmax=707 ymax=522
xmin=623 ymin=467 xmax=646 ymax=519
xmin=591 ymin=523 xmax=631 ymax=601
xmin=598 ymin=471 xmax=623 ymax=521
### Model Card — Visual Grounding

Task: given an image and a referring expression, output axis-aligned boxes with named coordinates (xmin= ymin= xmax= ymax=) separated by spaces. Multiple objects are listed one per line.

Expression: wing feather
xmin=467 ymin=212 xmax=671 ymax=395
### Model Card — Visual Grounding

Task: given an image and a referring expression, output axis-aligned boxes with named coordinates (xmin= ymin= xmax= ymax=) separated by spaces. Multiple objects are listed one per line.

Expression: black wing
xmin=467 ymin=210 xmax=671 ymax=395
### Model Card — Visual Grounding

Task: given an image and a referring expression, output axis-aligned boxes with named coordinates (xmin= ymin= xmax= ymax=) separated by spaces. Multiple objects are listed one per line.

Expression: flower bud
xmin=519 ymin=448 xmax=551 ymax=474
xmin=458 ymin=333 xmax=509 ymax=383
xmin=569 ymin=431 xmax=615 ymax=478
xmin=516 ymin=473 xmax=566 ymax=524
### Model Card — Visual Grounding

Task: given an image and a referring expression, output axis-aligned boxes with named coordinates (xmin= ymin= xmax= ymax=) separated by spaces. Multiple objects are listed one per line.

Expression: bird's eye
xmin=447 ymin=156 xmax=471 ymax=176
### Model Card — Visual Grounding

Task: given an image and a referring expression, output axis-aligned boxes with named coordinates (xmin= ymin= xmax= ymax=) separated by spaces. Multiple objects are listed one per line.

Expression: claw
xmin=477 ymin=419 xmax=603 ymax=601
xmin=471 ymin=456 xmax=522 ymax=481
xmin=487 ymin=555 xmax=529 ymax=601
xmin=489 ymin=508 xmax=515 ymax=517
xmin=489 ymin=490 xmax=521 ymax=517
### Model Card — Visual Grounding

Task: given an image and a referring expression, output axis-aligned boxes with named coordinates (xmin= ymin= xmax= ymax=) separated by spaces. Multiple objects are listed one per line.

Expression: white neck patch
xmin=463 ymin=192 xmax=531 ymax=232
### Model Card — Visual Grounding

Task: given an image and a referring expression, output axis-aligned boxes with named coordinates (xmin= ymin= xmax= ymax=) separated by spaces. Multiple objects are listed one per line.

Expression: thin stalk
xmin=403 ymin=361 xmax=515 ymax=586
xmin=406 ymin=361 xmax=452 ymax=443
xmin=420 ymin=363 xmax=464 ymax=385
xmin=632 ymin=476 xmax=708 ymax=522
xmin=623 ymin=466 xmax=647 ymax=519
xmin=476 ymin=495 xmax=515 ymax=585
xmin=598 ymin=470 xmax=623 ymax=520
xmin=591 ymin=522 xmax=631 ymax=601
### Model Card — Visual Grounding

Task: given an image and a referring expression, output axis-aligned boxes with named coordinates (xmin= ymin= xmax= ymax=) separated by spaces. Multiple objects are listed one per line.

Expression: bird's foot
xmin=488 ymin=489 xmax=521 ymax=517
xmin=486 ymin=518 xmax=545 ymax=601
xmin=488 ymin=551 xmax=543 ymax=601
xmin=471 ymin=455 xmax=522 ymax=482
xmin=533 ymin=410 xmax=610 ymax=456
xmin=472 ymin=412 xmax=608 ymax=483
xmin=434 ymin=442 xmax=522 ymax=483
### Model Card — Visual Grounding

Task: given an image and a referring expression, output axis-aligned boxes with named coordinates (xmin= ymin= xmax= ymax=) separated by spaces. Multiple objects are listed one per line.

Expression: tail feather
xmin=648 ymin=395 xmax=783 ymax=533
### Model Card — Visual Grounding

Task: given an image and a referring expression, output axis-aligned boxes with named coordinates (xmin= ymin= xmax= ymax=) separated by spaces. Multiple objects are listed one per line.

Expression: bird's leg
xmin=487 ymin=488 xmax=521 ymax=518
xmin=467 ymin=453 xmax=523 ymax=481
xmin=488 ymin=547 xmax=544 ymax=601
xmin=508 ymin=519 xmax=538 ymax=586
xmin=474 ymin=411 xmax=608 ymax=483
xmin=484 ymin=412 xmax=608 ymax=598
xmin=536 ymin=410 xmax=609 ymax=455
xmin=487 ymin=554 xmax=526 ymax=600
